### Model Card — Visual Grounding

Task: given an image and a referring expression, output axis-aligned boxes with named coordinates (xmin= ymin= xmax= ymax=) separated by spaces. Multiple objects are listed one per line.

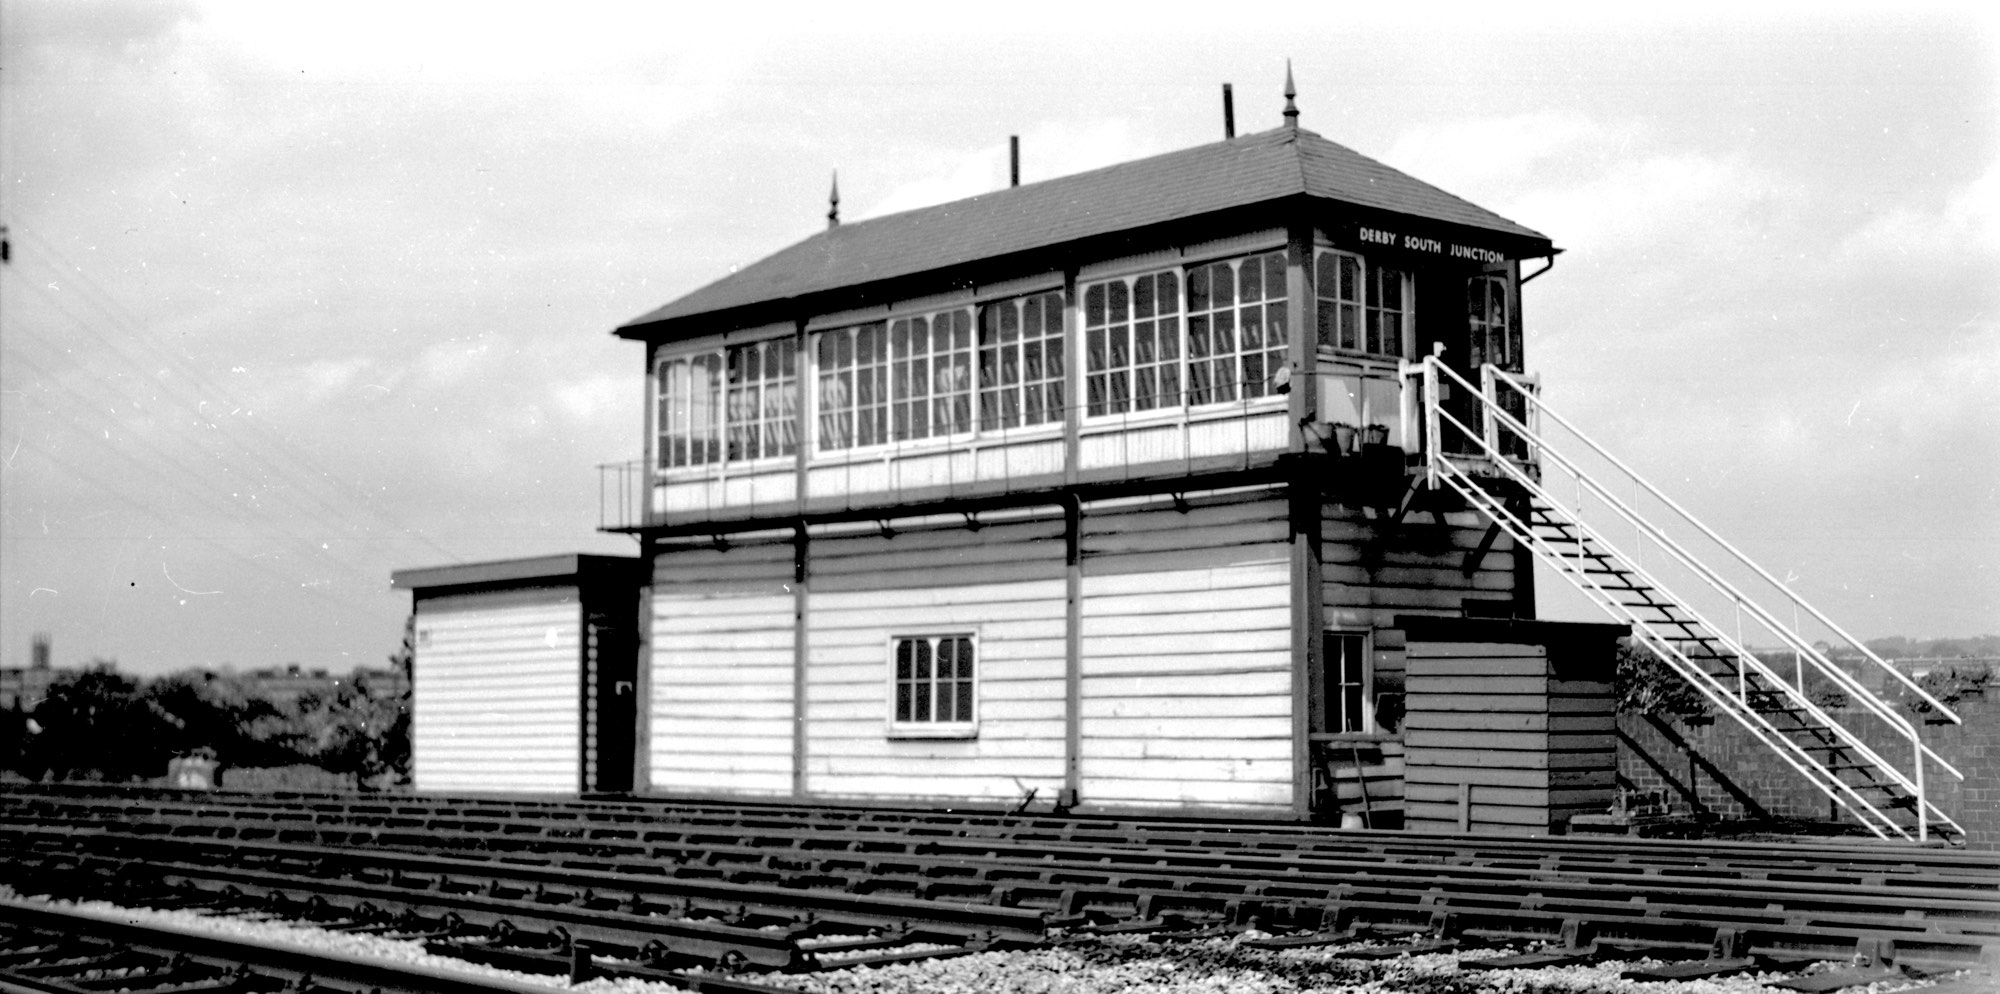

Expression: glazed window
xmin=817 ymin=308 xmax=974 ymax=451
xmin=891 ymin=634 xmax=977 ymax=735
xmin=1467 ymin=275 xmax=1516 ymax=371
xmin=979 ymin=290 xmax=1066 ymax=430
xmin=815 ymin=322 xmax=890 ymax=451
xmin=890 ymin=310 xmax=975 ymax=441
xmin=1327 ymin=631 xmax=1372 ymax=734
xmin=656 ymin=352 xmax=722 ymax=469
xmin=1316 ymin=250 xmax=1410 ymax=359
xmin=1186 ymin=251 xmax=1288 ymax=406
xmin=726 ymin=337 xmax=798 ymax=461
xmin=1365 ymin=264 xmax=1407 ymax=357
xmin=1083 ymin=270 xmax=1180 ymax=417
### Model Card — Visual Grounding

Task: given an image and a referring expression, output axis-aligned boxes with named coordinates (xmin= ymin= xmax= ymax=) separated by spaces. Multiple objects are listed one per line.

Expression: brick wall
xmin=1617 ymin=692 xmax=1998 ymax=849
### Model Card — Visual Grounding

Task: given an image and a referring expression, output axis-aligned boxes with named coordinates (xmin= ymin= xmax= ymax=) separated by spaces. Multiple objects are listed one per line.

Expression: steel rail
xmin=10 ymin=817 xmax=1998 ymax=970
xmin=10 ymin=790 xmax=2000 ymax=888
xmin=0 ymin=899 xmax=791 ymax=994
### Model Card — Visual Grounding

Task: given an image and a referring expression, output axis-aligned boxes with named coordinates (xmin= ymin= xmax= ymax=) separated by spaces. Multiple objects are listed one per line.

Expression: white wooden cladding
xmin=411 ymin=588 xmax=581 ymax=794
xmin=641 ymin=490 xmax=1306 ymax=812
xmin=647 ymin=536 xmax=796 ymax=795
xmin=1078 ymin=494 xmax=1294 ymax=812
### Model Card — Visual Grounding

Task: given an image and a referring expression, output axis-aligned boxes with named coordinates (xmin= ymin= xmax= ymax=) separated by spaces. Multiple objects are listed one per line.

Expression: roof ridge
xmin=619 ymin=124 xmax=1551 ymax=335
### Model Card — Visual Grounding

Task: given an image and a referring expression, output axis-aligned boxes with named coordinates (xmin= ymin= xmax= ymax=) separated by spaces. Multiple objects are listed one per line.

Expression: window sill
xmin=811 ymin=426 xmax=1064 ymax=463
xmin=1080 ymin=395 xmax=1288 ymax=432
xmin=654 ymin=457 xmax=794 ymax=480
xmin=1309 ymin=731 xmax=1402 ymax=744
xmin=1318 ymin=350 xmax=1406 ymax=368
xmin=886 ymin=724 xmax=980 ymax=741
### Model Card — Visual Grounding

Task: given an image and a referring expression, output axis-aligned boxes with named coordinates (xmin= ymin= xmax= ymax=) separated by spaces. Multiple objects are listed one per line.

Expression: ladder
xmin=1400 ymin=354 xmax=1965 ymax=843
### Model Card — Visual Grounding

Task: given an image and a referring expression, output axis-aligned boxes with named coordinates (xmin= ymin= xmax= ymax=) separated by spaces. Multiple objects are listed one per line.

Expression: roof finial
xmin=1282 ymin=59 xmax=1299 ymax=129
xmin=827 ymin=171 xmax=841 ymax=229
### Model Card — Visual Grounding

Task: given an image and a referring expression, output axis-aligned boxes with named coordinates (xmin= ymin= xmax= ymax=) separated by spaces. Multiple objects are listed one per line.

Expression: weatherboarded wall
xmin=646 ymin=534 xmax=797 ymax=796
xmin=1078 ymin=490 xmax=1295 ymax=814
xmin=411 ymin=587 xmax=580 ymax=793
xmin=804 ymin=515 xmax=1069 ymax=804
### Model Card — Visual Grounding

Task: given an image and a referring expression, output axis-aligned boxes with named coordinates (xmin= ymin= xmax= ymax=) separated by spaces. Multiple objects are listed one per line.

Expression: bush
xmin=1615 ymin=639 xmax=1710 ymax=718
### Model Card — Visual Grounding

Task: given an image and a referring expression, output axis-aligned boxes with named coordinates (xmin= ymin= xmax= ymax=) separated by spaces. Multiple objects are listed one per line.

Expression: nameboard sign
xmin=1356 ymin=225 xmax=1509 ymax=265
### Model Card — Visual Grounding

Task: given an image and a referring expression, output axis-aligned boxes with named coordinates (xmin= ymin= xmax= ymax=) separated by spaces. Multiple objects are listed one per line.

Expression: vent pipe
xmin=1222 ymin=83 xmax=1235 ymax=139
xmin=1009 ymin=135 xmax=1020 ymax=187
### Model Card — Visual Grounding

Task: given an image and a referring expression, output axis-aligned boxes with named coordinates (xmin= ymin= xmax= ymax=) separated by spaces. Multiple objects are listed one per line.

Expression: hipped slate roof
xmin=619 ymin=125 xmax=1552 ymax=338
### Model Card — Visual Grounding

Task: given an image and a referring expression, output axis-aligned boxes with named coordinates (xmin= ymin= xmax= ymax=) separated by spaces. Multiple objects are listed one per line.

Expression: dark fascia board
xmin=391 ymin=553 xmax=643 ymax=596
xmin=1395 ymin=615 xmax=1630 ymax=650
xmin=615 ymin=195 xmax=1558 ymax=347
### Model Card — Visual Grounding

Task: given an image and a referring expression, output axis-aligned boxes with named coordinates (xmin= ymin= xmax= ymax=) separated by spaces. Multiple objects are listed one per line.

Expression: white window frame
xmin=655 ymin=338 xmax=800 ymax=475
xmin=1326 ymin=630 xmax=1375 ymax=735
xmin=654 ymin=350 xmax=724 ymax=473
xmin=725 ymin=336 xmax=799 ymax=464
xmin=1466 ymin=274 xmax=1516 ymax=372
xmin=885 ymin=632 xmax=980 ymax=740
xmin=1079 ymin=250 xmax=1292 ymax=424
xmin=1315 ymin=249 xmax=1412 ymax=361
xmin=977 ymin=290 xmax=1067 ymax=434
xmin=814 ymin=307 xmax=977 ymax=454
xmin=1082 ymin=267 xmax=1183 ymax=420
xmin=1184 ymin=250 xmax=1290 ymax=407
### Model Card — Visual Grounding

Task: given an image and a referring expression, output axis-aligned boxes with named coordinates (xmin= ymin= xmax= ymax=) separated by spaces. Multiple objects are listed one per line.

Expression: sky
xmin=1 ymin=3 xmax=1995 ymax=677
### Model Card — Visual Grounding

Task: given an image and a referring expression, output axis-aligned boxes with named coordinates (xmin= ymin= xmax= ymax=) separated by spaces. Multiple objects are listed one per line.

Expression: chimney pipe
xmin=1009 ymin=135 xmax=1020 ymax=187
xmin=1223 ymin=83 xmax=1235 ymax=139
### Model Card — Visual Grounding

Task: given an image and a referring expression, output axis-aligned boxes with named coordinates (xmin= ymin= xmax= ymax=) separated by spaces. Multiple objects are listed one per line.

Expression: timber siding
xmin=1401 ymin=619 xmax=1623 ymax=835
xmin=1315 ymin=504 xmax=1527 ymax=817
xmin=411 ymin=586 xmax=582 ymax=793
xmin=647 ymin=534 xmax=796 ymax=795
xmin=805 ymin=515 xmax=1069 ymax=803
xmin=1078 ymin=490 xmax=1295 ymax=813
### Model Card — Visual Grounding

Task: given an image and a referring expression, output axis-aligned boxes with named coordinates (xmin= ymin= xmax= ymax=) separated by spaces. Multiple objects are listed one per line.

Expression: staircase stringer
xmin=1431 ymin=459 xmax=1910 ymax=840
xmin=1460 ymin=376 xmax=1961 ymax=783
xmin=1410 ymin=356 xmax=1967 ymax=842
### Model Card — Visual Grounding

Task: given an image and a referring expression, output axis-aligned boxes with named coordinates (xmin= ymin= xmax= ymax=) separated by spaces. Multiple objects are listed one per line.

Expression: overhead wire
xmin=2 ymin=261 xmax=451 ymax=599
xmin=7 ymin=222 xmax=467 ymax=564
xmin=3 ymin=313 xmax=418 ymax=602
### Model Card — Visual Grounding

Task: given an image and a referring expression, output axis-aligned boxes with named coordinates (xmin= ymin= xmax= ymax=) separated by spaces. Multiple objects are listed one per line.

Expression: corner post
xmin=1287 ymin=220 xmax=1324 ymax=818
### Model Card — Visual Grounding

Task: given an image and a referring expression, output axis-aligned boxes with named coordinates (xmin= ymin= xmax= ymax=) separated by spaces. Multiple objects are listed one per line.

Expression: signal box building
xmin=602 ymin=92 xmax=1602 ymax=828
xmin=393 ymin=84 xmax=1958 ymax=840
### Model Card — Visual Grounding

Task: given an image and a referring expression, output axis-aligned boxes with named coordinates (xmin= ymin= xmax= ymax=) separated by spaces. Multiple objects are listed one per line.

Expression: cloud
xmin=1383 ymin=111 xmax=1641 ymax=194
xmin=1834 ymin=160 xmax=2000 ymax=275
xmin=855 ymin=118 xmax=1173 ymax=221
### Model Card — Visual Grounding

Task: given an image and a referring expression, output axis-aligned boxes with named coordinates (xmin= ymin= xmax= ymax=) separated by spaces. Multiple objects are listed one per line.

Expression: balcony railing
xmin=600 ymin=387 xmax=1296 ymax=532
xmin=598 ymin=360 xmax=1550 ymax=533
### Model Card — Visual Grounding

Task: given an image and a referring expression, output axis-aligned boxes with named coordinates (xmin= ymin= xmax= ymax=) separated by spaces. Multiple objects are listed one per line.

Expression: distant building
xmin=233 ymin=663 xmax=407 ymax=707
xmin=0 ymin=633 xmax=60 ymax=712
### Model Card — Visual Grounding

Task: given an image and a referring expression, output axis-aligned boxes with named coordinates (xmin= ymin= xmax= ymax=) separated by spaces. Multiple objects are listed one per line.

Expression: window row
xmin=657 ymin=251 xmax=1434 ymax=467
xmin=885 ymin=629 xmax=1392 ymax=739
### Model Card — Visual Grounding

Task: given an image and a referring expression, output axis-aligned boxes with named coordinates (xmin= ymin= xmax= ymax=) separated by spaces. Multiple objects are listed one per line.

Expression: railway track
xmin=4 ymin=785 xmax=1997 ymax=988
xmin=0 ymin=896 xmax=796 ymax=994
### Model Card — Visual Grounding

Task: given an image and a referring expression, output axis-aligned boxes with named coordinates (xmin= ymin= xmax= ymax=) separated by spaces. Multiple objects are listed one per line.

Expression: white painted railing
xmin=1405 ymin=354 xmax=1963 ymax=842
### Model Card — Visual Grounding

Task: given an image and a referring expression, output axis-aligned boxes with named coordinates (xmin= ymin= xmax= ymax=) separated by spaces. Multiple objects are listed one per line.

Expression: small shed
xmin=1398 ymin=616 xmax=1627 ymax=835
xmin=391 ymin=554 xmax=643 ymax=794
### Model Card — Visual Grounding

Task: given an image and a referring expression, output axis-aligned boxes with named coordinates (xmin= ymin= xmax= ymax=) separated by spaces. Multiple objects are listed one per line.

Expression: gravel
xmin=0 ymin=888 xmax=1972 ymax=994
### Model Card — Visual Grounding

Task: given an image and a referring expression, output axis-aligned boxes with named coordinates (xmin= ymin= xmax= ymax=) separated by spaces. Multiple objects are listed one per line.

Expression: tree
xmin=20 ymin=667 xmax=177 ymax=781
xmin=1615 ymin=639 xmax=1710 ymax=718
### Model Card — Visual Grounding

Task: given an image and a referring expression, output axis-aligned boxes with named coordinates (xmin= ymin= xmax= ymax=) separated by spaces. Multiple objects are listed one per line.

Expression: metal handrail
xmin=1432 ymin=358 xmax=1959 ymax=766
xmin=1415 ymin=356 xmax=1962 ymax=840
xmin=1429 ymin=450 xmax=1911 ymax=838
xmin=1488 ymin=364 xmax=1960 ymax=723
xmin=1465 ymin=369 xmax=1966 ymax=799
xmin=1428 ymin=399 xmax=1951 ymax=838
